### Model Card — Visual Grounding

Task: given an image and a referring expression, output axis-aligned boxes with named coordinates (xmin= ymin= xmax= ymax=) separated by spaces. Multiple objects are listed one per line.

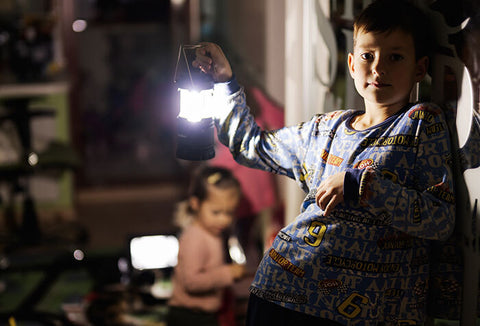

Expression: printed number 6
xmin=337 ymin=293 xmax=369 ymax=319
xmin=304 ymin=221 xmax=326 ymax=247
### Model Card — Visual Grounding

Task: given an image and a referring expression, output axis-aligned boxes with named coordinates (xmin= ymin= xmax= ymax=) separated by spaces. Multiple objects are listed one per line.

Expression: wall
xmin=215 ymin=0 xmax=266 ymax=88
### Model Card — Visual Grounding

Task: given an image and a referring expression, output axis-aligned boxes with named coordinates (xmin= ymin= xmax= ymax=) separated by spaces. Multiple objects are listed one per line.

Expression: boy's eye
xmin=390 ymin=54 xmax=404 ymax=61
xmin=360 ymin=53 xmax=373 ymax=60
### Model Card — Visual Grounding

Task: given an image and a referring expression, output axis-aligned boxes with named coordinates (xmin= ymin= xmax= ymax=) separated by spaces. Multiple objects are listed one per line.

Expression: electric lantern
xmin=174 ymin=44 xmax=216 ymax=161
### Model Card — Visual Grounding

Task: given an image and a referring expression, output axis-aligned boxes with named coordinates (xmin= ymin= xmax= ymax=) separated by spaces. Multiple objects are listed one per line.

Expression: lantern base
xmin=176 ymin=117 xmax=215 ymax=161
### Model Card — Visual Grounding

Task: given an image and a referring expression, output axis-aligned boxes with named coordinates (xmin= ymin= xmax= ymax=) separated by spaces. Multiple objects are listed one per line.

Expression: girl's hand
xmin=229 ymin=264 xmax=246 ymax=281
xmin=192 ymin=42 xmax=233 ymax=83
xmin=316 ymin=172 xmax=345 ymax=216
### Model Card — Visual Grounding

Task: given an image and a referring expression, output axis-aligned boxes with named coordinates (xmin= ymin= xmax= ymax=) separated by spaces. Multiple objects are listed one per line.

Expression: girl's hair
xmin=353 ymin=0 xmax=434 ymax=60
xmin=187 ymin=166 xmax=240 ymax=212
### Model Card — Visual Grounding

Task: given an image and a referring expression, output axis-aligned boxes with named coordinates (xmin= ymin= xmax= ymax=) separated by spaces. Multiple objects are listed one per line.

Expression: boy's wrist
xmin=214 ymin=75 xmax=240 ymax=96
xmin=344 ymin=168 xmax=363 ymax=202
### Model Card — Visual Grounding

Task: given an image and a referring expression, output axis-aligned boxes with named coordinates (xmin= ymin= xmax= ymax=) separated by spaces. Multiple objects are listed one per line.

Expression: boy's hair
xmin=188 ymin=165 xmax=240 ymax=203
xmin=353 ymin=0 xmax=433 ymax=60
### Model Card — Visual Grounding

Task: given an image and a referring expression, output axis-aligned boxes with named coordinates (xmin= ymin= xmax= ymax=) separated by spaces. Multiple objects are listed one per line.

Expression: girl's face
xmin=190 ymin=185 xmax=240 ymax=236
xmin=348 ymin=28 xmax=428 ymax=113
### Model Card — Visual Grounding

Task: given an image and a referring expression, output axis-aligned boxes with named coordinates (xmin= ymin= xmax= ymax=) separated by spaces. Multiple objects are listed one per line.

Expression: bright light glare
xmin=228 ymin=236 xmax=246 ymax=265
xmin=117 ymin=257 xmax=129 ymax=273
xmin=171 ymin=0 xmax=186 ymax=8
xmin=72 ymin=20 xmax=88 ymax=32
xmin=28 ymin=152 xmax=38 ymax=166
xmin=73 ymin=249 xmax=85 ymax=261
xmin=178 ymin=88 xmax=213 ymax=122
xmin=130 ymin=235 xmax=179 ymax=270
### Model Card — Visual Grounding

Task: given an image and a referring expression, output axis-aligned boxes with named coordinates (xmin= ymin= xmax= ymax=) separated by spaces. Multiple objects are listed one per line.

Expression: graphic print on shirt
xmin=217 ymin=91 xmax=454 ymax=324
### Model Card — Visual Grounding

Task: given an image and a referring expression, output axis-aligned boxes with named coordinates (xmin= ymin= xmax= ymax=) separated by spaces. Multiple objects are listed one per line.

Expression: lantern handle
xmin=173 ymin=44 xmax=204 ymax=89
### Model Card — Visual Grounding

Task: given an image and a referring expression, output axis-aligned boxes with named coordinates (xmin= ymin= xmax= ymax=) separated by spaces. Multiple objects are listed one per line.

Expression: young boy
xmin=193 ymin=0 xmax=455 ymax=325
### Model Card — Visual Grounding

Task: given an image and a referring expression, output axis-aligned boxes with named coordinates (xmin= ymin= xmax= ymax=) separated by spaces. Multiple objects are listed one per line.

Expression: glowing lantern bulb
xmin=174 ymin=44 xmax=216 ymax=161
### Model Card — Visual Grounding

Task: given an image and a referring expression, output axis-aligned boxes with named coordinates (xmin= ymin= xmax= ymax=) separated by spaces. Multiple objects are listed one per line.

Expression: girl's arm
xmin=176 ymin=230 xmax=234 ymax=293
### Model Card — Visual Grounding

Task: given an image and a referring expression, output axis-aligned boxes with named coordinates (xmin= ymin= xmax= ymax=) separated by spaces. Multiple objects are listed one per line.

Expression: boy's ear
xmin=348 ymin=52 xmax=355 ymax=78
xmin=415 ymin=56 xmax=429 ymax=82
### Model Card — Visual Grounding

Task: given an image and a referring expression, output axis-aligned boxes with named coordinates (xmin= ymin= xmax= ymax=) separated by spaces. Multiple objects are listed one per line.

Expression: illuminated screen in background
xmin=130 ymin=235 xmax=179 ymax=270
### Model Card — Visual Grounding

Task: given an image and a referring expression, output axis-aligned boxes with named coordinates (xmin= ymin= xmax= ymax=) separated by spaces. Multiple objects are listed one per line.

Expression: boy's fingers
xmin=193 ymin=54 xmax=212 ymax=66
xmin=317 ymin=192 xmax=330 ymax=211
xmin=323 ymin=195 xmax=339 ymax=217
xmin=316 ymin=187 xmax=342 ymax=216
xmin=202 ymin=42 xmax=221 ymax=57
xmin=210 ymin=44 xmax=227 ymax=62
xmin=199 ymin=43 xmax=227 ymax=67
xmin=315 ymin=189 xmax=325 ymax=208
xmin=192 ymin=56 xmax=213 ymax=74
xmin=192 ymin=42 xmax=232 ymax=82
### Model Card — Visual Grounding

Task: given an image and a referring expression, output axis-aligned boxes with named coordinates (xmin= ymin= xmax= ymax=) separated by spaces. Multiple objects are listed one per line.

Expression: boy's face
xmin=348 ymin=28 xmax=428 ymax=111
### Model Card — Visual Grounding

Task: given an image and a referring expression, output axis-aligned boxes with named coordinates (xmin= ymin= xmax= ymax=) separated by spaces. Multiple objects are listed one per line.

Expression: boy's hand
xmin=192 ymin=42 xmax=233 ymax=83
xmin=316 ymin=172 xmax=345 ymax=216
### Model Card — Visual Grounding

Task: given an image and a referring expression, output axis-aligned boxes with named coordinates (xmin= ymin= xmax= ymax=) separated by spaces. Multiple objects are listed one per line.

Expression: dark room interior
xmin=0 ymin=0 xmax=480 ymax=325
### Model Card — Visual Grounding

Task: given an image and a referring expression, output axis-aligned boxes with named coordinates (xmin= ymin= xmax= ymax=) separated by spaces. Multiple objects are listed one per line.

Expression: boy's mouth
xmin=369 ymin=81 xmax=391 ymax=88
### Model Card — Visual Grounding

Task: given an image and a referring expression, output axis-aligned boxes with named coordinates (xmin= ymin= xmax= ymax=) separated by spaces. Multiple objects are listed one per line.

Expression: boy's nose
xmin=372 ymin=59 xmax=386 ymax=76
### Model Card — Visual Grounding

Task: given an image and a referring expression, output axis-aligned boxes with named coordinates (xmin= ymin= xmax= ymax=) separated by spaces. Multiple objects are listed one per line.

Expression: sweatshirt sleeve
xmin=358 ymin=104 xmax=455 ymax=241
xmin=344 ymin=168 xmax=363 ymax=202
xmin=212 ymin=80 xmax=326 ymax=193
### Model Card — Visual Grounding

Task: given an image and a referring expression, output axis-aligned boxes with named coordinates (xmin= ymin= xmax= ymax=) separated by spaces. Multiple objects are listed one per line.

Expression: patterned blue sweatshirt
xmin=212 ymin=80 xmax=455 ymax=325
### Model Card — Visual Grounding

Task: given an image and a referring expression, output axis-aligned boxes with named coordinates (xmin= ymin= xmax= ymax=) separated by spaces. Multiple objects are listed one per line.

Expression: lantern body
xmin=176 ymin=88 xmax=215 ymax=160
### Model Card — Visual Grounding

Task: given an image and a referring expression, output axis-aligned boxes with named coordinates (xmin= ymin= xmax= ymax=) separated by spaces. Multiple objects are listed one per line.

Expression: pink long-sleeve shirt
xmin=168 ymin=222 xmax=234 ymax=313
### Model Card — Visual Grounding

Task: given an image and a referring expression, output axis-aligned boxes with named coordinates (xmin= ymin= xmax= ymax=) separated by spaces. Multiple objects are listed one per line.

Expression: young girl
xmin=167 ymin=166 xmax=246 ymax=326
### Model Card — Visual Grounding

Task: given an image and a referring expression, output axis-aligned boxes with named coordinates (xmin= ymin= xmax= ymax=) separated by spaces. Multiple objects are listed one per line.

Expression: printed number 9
xmin=304 ymin=221 xmax=326 ymax=247
xmin=337 ymin=293 xmax=369 ymax=319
